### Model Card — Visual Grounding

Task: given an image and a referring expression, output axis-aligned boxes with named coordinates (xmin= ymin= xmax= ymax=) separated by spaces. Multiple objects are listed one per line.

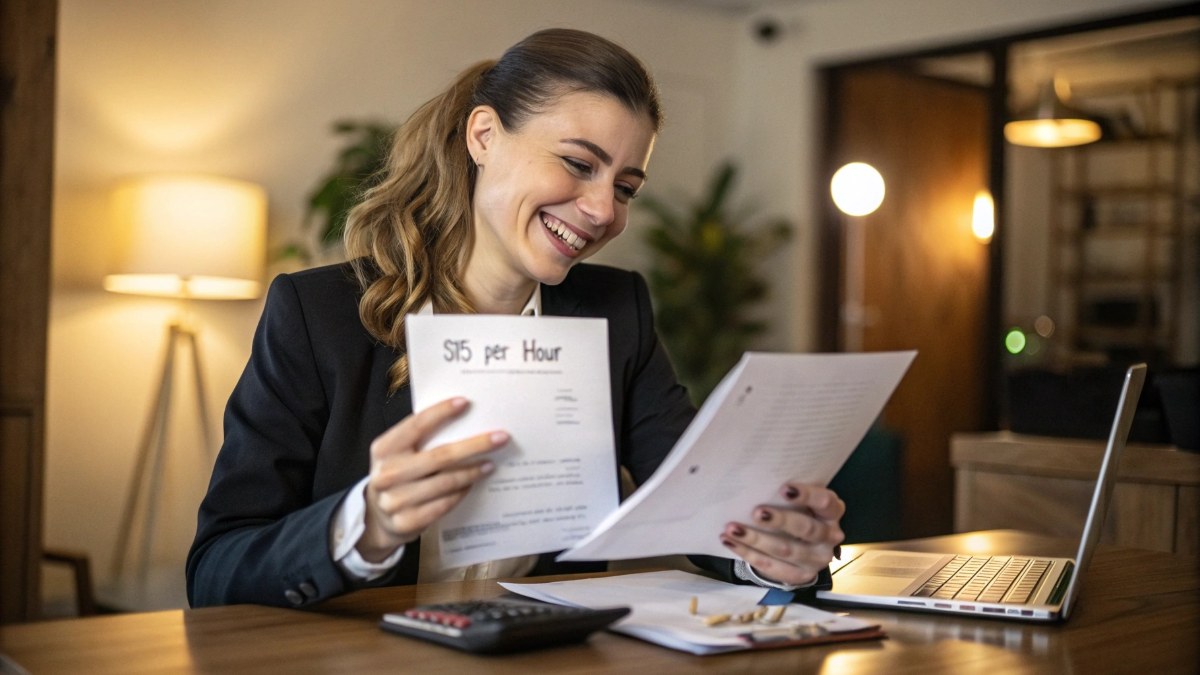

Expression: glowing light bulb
xmin=972 ymin=190 xmax=994 ymax=243
xmin=831 ymin=162 xmax=885 ymax=216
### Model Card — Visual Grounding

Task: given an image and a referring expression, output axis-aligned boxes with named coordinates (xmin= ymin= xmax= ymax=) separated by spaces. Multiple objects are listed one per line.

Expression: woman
xmin=187 ymin=28 xmax=843 ymax=609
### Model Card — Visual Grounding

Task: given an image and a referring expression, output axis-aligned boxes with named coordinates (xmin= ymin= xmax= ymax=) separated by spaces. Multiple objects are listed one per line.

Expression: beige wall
xmin=45 ymin=0 xmax=1178 ymax=606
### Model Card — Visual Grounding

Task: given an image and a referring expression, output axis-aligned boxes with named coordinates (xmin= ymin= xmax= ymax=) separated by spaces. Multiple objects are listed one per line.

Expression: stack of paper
xmin=501 ymin=570 xmax=883 ymax=655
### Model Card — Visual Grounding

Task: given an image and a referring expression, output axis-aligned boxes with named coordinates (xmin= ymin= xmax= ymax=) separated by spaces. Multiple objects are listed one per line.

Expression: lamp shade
xmin=1004 ymin=80 xmax=1102 ymax=148
xmin=105 ymin=175 xmax=267 ymax=299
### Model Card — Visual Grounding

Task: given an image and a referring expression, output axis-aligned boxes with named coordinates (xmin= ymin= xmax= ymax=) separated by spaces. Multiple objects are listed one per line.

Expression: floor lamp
xmin=830 ymin=162 xmax=885 ymax=352
xmin=105 ymin=174 xmax=266 ymax=579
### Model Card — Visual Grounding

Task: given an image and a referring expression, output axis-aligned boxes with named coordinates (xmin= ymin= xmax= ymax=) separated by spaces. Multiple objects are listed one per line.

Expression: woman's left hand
xmin=720 ymin=483 xmax=845 ymax=587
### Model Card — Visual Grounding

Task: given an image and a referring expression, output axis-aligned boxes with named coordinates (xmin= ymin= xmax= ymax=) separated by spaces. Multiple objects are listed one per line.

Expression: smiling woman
xmin=186 ymin=28 xmax=846 ymax=610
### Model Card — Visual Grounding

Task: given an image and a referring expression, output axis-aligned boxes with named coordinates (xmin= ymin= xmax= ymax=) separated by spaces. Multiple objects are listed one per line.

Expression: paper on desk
xmin=559 ymin=351 xmax=916 ymax=562
xmin=406 ymin=315 xmax=618 ymax=568
xmin=501 ymin=570 xmax=877 ymax=655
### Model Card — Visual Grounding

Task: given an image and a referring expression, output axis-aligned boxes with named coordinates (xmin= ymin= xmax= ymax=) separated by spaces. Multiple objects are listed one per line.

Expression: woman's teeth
xmin=541 ymin=214 xmax=584 ymax=252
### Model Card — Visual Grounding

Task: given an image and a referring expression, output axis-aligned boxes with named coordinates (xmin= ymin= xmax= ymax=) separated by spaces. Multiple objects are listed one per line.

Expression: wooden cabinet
xmin=951 ymin=432 xmax=1199 ymax=554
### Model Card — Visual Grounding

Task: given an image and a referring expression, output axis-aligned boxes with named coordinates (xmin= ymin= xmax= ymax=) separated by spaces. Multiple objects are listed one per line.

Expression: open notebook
xmin=816 ymin=363 xmax=1146 ymax=622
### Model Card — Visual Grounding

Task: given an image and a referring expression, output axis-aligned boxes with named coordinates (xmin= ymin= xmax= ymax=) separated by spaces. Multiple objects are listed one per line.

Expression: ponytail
xmin=345 ymin=60 xmax=493 ymax=392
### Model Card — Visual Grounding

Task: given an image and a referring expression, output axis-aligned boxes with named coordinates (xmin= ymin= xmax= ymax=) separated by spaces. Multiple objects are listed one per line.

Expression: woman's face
xmin=466 ymin=91 xmax=656 ymax=290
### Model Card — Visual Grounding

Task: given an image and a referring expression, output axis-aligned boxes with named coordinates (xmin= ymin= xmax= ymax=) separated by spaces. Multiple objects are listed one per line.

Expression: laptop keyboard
xmin=912 ymin=555 xmax=1052 ymax=604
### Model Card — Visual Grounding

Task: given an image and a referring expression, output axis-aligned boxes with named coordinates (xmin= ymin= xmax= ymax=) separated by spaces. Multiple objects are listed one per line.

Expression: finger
xmin=384 ymin=487 xmax=473 ymax=538
xmin=719 ymin=534 xmax=820 ymax=587
xmin=780 ymin=483 xmax=846 ymax=521
xmin=372 ymin=429 xmax=508 ymax=490
xmin=751 ymin=506 xmax=844 ymax=546
xmin=724 ymin=521 xmax=836 ymax=568
xmin=370 ymin=397 xmax=470 ymax=461
xmin=376 ymin=461 xmax=496 ymax=515
xmin=368 ymin=461 xmax=496 ymax=544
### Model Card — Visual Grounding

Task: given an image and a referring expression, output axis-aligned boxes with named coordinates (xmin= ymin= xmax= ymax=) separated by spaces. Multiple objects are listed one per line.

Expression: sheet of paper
xmin=406 ymin=315 xmax=617 ymax=568
xmin=559 ymin=350 xmax=916 ymax=562
xmin=501 ymin=570 xmax=876 ymax=655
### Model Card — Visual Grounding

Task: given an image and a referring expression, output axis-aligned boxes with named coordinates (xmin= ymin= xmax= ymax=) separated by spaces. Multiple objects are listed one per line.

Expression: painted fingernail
xmin=784 ymin=486 xmax=800 ymax=500
xmin=490 ymin=431 xmax=510 ymax=445
xmin=730 ymin=524 xmax=746 ymax=537
xmin=757 ymin=509 xmax=773 ymax=523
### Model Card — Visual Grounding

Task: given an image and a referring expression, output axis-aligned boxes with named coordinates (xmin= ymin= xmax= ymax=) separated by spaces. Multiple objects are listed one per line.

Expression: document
xmin=559 ymin=351 xmax=916 ymax=562
xmin=501 ymin=570 xmax=883 ymax=655
xmin=406 ymin=315 xmax=617 ymax=569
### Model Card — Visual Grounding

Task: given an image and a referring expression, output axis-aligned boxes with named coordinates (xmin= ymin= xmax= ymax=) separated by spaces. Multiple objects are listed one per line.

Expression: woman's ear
xmin=465 ymin=105 xmax=498 ymax=165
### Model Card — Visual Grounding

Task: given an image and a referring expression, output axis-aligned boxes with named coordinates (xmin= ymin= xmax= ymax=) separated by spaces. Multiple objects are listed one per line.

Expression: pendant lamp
xmin=1004 ymin=79 xmax=1102 ymax=148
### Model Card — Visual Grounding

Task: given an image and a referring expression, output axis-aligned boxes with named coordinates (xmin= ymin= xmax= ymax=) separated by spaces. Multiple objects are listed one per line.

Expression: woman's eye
xmin=616 ymin=184 xmax=639 ymax=203
xmin=564 ymin=158 xmax=592 ymax=175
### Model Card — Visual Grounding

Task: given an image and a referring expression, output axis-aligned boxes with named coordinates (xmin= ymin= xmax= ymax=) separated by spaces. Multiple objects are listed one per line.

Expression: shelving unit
xmin=1047 ymin=77 xmax=1198 ymax=367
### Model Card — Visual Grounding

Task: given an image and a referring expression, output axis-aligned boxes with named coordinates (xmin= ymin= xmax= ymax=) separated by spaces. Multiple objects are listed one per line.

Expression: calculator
xmin=379 ymin=597 xmax=630 ymax=654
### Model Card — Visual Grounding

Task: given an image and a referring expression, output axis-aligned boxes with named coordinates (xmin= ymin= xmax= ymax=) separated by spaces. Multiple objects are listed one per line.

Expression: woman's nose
xmin=576 ymin=184 xmax=615 ymax=228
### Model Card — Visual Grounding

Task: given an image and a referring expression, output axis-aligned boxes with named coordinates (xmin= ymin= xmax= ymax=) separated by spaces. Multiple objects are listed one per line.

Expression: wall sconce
xmin=831 ymin=162 xmax=885 ymax=352
xmin=105 ymin=174 xmax=266 ymax=578
xmin=972 ymin=190 xmax=994 ymax=243
xmin=1004 ymin=79 xmax=1102 ymax=148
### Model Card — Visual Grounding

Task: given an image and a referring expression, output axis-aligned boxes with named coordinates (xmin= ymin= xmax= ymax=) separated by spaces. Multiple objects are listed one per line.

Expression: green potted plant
xmin=638 ymin=162 xmax=792 ymax=404
xmin=281 ymin=120 xmax=396 ymax=262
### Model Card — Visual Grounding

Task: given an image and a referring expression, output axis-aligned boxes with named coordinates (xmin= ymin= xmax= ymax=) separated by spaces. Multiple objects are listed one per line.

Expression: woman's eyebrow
xmin=561 ymin=138 xmax=647 ymax=180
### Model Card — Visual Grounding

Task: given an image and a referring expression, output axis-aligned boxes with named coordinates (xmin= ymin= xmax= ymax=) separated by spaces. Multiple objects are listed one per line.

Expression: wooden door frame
xmin=1 ymin=0 xmax=56 ymax=624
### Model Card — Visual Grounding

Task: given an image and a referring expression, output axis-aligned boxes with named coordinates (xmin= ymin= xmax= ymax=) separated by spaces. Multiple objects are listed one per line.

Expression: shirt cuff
xmin=330 ymin=476 xmax=406 ymax=581
xmin=733 ymin=559 xmax=817 ymax=591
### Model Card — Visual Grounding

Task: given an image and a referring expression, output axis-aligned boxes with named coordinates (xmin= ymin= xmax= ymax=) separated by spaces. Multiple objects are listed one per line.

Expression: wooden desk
xmin=2 ymin=531 xmax=1197 ymax=673
xmin=952 ymin=432 xmax=1200 ymax=554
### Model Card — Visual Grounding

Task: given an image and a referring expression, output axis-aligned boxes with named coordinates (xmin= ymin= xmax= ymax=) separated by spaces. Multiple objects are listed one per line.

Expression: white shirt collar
xmin=417 ymin=285 xmax=541 ymax=316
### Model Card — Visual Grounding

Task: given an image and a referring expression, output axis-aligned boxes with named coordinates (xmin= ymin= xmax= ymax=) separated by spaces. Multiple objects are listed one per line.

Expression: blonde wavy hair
xmin=344 ymin=28 xmax=663 ymax=392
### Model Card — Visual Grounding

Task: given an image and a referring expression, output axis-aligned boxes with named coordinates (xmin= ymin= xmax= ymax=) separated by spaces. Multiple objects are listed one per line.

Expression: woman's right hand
xmin=357 ymin=396 xmax=507 ymax=562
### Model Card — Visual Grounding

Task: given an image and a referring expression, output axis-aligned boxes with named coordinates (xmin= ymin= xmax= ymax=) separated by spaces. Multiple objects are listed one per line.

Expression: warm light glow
xmin=972 ymin=190 xmax=994 ymax=243
xmin=831 ymin=162 xmax=885 ymax=216
xmin=1004 ymin=118 xmax=1101 ymax=148
xmin=961 ymin=532 xmax=996 ymax=555
xmin=103 ymin=274 xmax=262 ymax=300
xmin=1034 ymin=315 xmax=1056 ymax=338
xmin=105 ymin=175 xmax=267 ymax=300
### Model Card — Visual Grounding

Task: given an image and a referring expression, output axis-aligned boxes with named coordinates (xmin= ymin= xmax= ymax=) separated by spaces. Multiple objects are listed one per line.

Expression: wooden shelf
xmin=1046 ymin=77 xmax=1193 ymax=366
xmin=1061 ymin=185 xmax=1177 ymax=198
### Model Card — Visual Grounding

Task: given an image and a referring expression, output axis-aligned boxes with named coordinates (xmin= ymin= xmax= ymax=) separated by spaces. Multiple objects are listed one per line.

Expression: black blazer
xmin=186 ymin=262 xmax=728 ymax=608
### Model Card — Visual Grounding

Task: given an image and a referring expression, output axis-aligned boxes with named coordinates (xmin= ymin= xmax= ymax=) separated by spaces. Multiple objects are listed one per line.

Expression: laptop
xmin=816 ymin=363 xmax=1147 ymax=622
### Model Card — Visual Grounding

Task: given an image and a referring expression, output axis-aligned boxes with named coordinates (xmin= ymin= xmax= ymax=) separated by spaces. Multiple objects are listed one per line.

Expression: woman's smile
xmin=539 ymin=211 xmax=590 ymax=255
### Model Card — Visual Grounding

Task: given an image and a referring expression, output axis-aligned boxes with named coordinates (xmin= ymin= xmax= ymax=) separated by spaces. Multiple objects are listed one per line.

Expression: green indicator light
xmin=1005 ymin=329 xmax=1027 ymax=354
